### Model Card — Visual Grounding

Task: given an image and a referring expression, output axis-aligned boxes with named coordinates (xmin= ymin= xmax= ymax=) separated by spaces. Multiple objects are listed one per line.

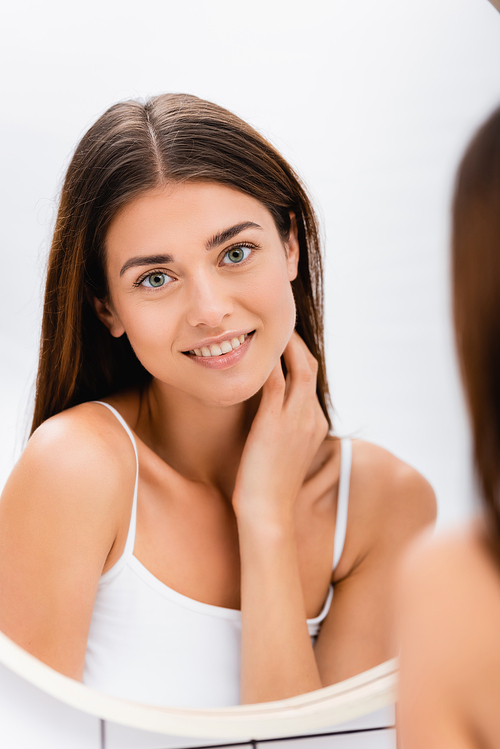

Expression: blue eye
xmin=222 ymin=246 xmax=251 ymax=264
xmin=141 ymin=272 xmax=169 ymax=288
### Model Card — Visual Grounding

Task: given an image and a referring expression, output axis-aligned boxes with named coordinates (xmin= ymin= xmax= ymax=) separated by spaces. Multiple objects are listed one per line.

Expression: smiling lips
xmin=184 ymin=331 xmax=254 ymax=369
xmin=188 ymin=333 xmax=249 ymax=358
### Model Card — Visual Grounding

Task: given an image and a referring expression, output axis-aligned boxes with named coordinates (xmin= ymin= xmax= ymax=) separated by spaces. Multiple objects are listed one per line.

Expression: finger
xmin=258 ymin=360 xmax=286 ymax=413
xmin=284 ymin=331 xmax=319 ymax=371
xmin=281 ymin=332 xmax=319 ymax=401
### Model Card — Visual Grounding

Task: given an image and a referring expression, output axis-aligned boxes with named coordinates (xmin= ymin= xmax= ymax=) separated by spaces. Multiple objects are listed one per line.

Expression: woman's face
xmin=96 ymin=182 xmax=299 ymax=408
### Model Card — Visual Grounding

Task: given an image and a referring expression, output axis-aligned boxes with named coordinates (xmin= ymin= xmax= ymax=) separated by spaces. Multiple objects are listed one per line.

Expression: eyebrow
xmin=120 ymin=254 xmax=174 ymax=277
xmin=205 ymin=221 xmax=263 ymax=251
xmin=119 ymin=221 xmax=263 ymax=277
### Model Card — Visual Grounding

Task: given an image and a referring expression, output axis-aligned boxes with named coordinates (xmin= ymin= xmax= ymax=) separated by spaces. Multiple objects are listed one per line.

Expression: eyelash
xmin=219 ymin=242 xmax=256 ymax=266
xmin=132 ymin=270 xmax=174 ymax=288
xmin=132 ymin=242 xmax=258 ymax=288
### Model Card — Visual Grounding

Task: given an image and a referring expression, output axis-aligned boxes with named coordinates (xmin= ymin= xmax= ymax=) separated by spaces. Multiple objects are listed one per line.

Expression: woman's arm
xmin=315 ymin=445 xmax=436 ymax=685
xmin=234 ymin=332 xmax=328 ymax=703
xmin=0 ymin=404 xmax=133 ymax=680
xmin=234 ymin=333 xmax=436 ymax=703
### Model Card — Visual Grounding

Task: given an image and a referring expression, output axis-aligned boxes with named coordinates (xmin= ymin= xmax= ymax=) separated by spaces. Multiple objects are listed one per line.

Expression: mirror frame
xmin=0 ymin=630 xmax=396 ymax=740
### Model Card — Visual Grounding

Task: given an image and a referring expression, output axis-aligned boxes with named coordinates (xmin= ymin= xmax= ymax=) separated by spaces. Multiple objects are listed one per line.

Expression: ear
xmin=93 ymin=296 xmax=126 ymax=338
xmin=285 ymin=212 xmax=300 ymax=282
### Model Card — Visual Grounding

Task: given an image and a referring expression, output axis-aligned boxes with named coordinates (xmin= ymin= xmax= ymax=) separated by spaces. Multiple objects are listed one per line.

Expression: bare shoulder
xmin=0 ymin=401 xmax=137 ymax=677
xmin=398 ymin=523 xmax=500 ymax=745
xmin=352 ymin=439 xmax=436 ymax=514
xmin=316 ymin=439 xmax=437 ymax=681
xmin=345 ymin=440 xmax=436 ymax=560
xmin=2 ymin=400 xmax=136 ymax=533
xmin=400 ymin=522 xmax=500 ymax=642
xmin=29 ymin=400 xmax=134 ymax=464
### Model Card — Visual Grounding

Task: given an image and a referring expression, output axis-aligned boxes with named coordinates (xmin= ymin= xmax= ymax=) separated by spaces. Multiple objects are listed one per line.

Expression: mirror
xmin=0 ymin=630 xmax=397 ymax=747
xmin=0 ymin=0 xmax=499 ymax=739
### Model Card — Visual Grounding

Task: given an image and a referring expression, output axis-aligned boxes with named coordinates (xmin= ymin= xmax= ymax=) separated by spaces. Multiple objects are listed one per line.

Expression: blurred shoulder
xmin=400 ymin=520 xmax=500 ymax=620
xmin=398 ymin=522 xmax=500 ymax=741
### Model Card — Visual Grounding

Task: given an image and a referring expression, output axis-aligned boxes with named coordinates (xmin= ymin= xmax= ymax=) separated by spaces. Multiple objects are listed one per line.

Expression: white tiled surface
xmin=0 ymin=659 xmax=101 ymax=748
xmin=263 ymin=728 xmax=396 ymax=749
xmin=103 ymin=707 xmax=395 ymax=749
xmin=104 ymin=727 xmax=395 ymax=749
xmin=104 ymin=721 xmax=247 ymax=749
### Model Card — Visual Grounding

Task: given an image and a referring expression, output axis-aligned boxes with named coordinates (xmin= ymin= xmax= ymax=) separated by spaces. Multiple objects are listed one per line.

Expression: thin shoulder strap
xmin=333 ymin=438 xmax=352 ymax=573
xmin=93 ymin=401 xmax=139 ymax=559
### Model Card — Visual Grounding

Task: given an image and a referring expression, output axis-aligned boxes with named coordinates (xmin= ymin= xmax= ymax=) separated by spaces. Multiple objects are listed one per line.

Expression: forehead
xmin=105 ymin=181 xmax=278 ymax=265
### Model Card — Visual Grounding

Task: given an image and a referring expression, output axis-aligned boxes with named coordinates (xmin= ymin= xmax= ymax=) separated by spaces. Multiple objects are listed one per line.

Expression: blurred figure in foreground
xmin=398 ymin=105 xmax=500 ymax=747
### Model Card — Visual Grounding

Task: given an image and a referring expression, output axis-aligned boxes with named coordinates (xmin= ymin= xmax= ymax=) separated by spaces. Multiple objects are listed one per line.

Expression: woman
xmin=0 ymin=93 xmax=435 ymax=708
xmin=398 ymin=104 xmax=500 ymax=746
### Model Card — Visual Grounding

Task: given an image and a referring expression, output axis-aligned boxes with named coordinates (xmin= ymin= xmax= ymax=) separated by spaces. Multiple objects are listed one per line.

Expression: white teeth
xmin=190 ymin=333 xmax=251 ymax=357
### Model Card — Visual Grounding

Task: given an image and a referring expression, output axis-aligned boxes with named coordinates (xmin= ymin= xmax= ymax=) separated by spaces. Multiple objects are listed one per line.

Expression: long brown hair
xmin=32 ymin=93 xmax=331 ymax=435
xmin=453 ymin=103 xmax=500 ymax=555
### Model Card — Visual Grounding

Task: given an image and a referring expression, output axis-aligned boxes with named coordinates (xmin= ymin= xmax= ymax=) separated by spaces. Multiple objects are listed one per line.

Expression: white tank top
xmin=83 ymin=402 xmax=352 ymax=708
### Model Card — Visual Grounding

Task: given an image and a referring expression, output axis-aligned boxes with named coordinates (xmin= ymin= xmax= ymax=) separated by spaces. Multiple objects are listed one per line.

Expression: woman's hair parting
xmin=32 ymin=93 xmax=331 ymax=434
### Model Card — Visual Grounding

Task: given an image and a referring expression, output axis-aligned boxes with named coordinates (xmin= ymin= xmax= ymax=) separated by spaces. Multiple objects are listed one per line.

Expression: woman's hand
xmin=234 ymin=331 xmax=328 ymax=701
xmin=232 ymin=331 xmax=329 ymax=526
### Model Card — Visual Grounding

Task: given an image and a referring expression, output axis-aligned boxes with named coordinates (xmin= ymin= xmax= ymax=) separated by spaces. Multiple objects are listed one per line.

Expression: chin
xmin=201 ymin=375 xmax=266 ymax=409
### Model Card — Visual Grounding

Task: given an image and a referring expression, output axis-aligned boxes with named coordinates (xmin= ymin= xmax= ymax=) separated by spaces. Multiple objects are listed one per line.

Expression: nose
xmin=185 ymin=271 xmax=234 ymax=329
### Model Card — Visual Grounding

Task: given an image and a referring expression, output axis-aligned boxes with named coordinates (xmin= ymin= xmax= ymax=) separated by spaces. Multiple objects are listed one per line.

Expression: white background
xmin=1 ymin=0 xmax=500 ymax=529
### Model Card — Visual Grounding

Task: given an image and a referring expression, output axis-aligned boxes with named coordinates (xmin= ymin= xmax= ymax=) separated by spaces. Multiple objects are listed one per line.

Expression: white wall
xmin=1 ymin=0 xmax=500 ymax=530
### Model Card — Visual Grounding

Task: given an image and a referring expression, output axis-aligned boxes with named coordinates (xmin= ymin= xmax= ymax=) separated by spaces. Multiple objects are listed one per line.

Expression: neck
xmin=136 ymin=380 xmax=261 ymax=500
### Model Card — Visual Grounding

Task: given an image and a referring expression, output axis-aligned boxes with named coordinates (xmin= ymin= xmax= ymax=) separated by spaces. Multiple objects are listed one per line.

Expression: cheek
xmin=277 ymin=287 xmax=297 ymax=348
xmin=116 ymin=303 xmax=175 ymax=366
xmin=247 ymin=270 xmax=296 ymax=343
